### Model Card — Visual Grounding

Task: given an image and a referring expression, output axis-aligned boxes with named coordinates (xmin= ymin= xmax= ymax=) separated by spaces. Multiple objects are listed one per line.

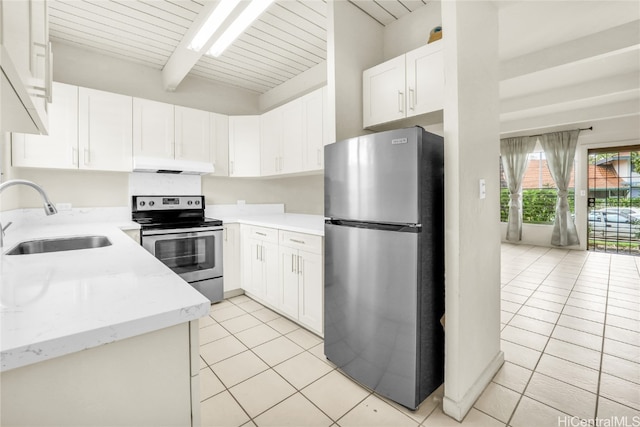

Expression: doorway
xmin=586 ymin=147 xmax=640 ymax=255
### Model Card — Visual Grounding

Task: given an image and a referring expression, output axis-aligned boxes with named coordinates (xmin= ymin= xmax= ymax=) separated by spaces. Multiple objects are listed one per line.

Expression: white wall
xmin=11 ymin=167 xmax=129 ymax=209
xmin=202 ymin=174 xmax=323 ymax=215
xmin=329 ymin=1 xmax=384 ymax=141
xmin=442 ymin=1 xmax=502 ymax=421
xmin=259 ymin=62 xmax=327 ymax=112
xmin=52 ymin=42 xmax=260 ymax=115
xmin=384 ymin=1 xmax=442 ymax=60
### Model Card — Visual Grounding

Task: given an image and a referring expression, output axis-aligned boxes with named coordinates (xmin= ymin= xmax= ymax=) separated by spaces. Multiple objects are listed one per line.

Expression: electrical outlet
xmin=479 ymin=179 xmax=486 ymax=200
xmin=56 ymin=203 xmax=72 ymax=211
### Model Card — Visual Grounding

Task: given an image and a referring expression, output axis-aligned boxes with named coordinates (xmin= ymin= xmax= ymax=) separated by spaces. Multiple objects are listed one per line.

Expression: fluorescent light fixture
xmin=188 ymin=0 xmax=242 ymax=51
xmin=208 ymin=0 xmax=275 ymax=57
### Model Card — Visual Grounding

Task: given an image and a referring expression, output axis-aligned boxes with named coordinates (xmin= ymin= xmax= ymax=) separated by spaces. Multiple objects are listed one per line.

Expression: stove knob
xmin=187 ymin=200 xmax=193 ymax=205
xmin=195 ymin=200 xmax=200 ymax=205
xmin=149 ymin=201 xmax=155 ymax=206
xmin=140 ymin=201 xmax=146 ymax=207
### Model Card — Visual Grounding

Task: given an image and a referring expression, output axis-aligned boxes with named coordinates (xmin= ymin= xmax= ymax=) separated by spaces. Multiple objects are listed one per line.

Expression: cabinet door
xmin=278 ymin=245 xmax=299 ymax=318
xmin=223 ymin=224 xmax=241 ymax=292
xmin=263 ymin=241 xmax=281 ymax=308
xmin=210 ymin=113 xmax=229 ymax=176
xmin=228 ymin=115 xmax=260 ymax=177
xmin=12 ymin=82 xmax=78 ymax=169
xmin=406 ymin=42 xmax=444 ymax=117
xmin=301 ymin=88 xmax=324 ymax=171
xmin=175 ymin=106 xmax=211 ymax=162
xmin=260 ymin=108 xmax=281 ymax=176
xmin=78 ymin=87 xmax=133 ymax=172
xmin=280 ymin=99 xmax=303 ymax=175
xmin=362 ymin=55 xmax=406 ymax=128
xmin=133 ymin=98 xmax=174 ymax=159
xmin=1 ymin=0 xmax=50 ymax=134
xmin=244 ymin=237 xmax=265 ymax=299
xmin=298 ymin=250 xmax=323 ymax=334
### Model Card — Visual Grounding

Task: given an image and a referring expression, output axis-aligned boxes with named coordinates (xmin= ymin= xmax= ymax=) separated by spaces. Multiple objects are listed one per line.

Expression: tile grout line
xmin=207 ymin=296 xmax=352 ymax=426
xmin=504 ymin=249 xmax=591 ymax=426
xmin=593 ymin=254 xmax=613 ymax=420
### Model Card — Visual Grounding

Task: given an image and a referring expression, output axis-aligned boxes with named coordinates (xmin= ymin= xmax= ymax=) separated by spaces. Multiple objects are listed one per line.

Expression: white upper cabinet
xmin=363 ymin=55 xmax=406 ymax=128
xmin=301 ymin=88 xmax=324 ymax=171
xmin=78 ymin=87 xmax=133 ymax=172
xmin=280 ymin=98 xmax=303 ymax=175
xmin=260 ymin=86 xmax=326 ymax=177
xmin=133 ymin=98 xmax=174 ymax=159
xmin=210 ymin=112 xmax=229 ymax=176
xmin=1 ymin=0 xmax=51 ymax=135
xmin=260 ymin=99 xmax=303 ymax=176
xmin=405 ymin=42 xmax=444 ymax=117
xmin=363 ymin=41 xmax=443 ymax=128
xmin=260 ymin=108 xmax=282 ymax=176
xmin=228 ymin=115 xmax=260 ymax=177
xmin=175 ymin=106 xmax=211 ymax=163
xmin=12 ymin=82 xmax=78 ymax=169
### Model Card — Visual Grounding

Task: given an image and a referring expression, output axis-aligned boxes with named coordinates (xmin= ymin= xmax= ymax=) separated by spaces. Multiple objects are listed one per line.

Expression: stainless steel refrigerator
xmin=323 ymin=126 xmax=444 ymax=410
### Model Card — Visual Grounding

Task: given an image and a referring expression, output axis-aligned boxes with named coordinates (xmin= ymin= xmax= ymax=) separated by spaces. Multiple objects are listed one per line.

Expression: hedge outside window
xmin=500 ymin=152 xmax=575 ymax=225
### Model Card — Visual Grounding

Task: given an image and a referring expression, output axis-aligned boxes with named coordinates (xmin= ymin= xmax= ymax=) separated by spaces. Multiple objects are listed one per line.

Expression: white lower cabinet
xmin=0 ymin=323 xmax=197 ymax=426
xmin=241 ymin=225 xmax=323 ymax=336
xmin=241 ymin=225 xmax=279 ymax=302
xmin=279 ymin=230 xmax=323 ymax=334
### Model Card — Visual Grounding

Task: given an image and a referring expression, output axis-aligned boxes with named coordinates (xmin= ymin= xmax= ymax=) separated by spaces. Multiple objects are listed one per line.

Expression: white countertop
xmin=0 ymin=222 xmax=210 ymax=372
xmin=219 ymin=213 xmax=324 ymax=236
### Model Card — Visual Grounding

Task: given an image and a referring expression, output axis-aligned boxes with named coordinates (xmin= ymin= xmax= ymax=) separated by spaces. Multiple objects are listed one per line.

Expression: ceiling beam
xmin=500 ymin=99 xmax=640 ymax=134
xmin=162 ymin=0 xmax=248 ymax=91
xmin=501 ymin=72 xmax=640 ymax=114
xmin=500 ymin=20 xmax=640 ymax=81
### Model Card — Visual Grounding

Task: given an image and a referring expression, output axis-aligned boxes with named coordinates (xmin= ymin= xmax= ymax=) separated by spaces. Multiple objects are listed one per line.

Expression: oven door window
xmin=154 ymin=235 xmax=215 ymax=275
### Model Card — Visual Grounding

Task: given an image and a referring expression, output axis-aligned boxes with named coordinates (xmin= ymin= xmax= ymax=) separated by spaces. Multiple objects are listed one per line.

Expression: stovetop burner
xmin=131 ymin=195 xmax=222 ymax=230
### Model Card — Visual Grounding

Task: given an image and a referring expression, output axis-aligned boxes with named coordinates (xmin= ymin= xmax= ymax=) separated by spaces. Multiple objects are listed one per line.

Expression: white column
xmin=442 ymin=1 xmax=503 ymax=421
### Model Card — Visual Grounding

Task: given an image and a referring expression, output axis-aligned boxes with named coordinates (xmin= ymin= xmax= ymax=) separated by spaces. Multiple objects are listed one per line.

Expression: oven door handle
xmin=142 ymin=227 xmax=223 ymax=237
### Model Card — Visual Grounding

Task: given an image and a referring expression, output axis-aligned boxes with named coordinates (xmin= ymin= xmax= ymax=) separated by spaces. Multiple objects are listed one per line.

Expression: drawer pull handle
xmin=290 ymin=239 xmax=305 ymax=244
xmin=256 ymin=232 xmax=267 ymax=236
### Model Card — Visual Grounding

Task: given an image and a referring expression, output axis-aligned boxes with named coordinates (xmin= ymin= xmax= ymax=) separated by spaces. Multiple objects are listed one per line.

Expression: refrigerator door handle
xmin=325 ymin=219 xmax=421 ymax=233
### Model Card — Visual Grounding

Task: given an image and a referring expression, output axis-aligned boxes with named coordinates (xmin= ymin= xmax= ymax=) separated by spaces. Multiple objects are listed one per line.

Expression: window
xmin=500 ymin=150 xmax=575 ymax=225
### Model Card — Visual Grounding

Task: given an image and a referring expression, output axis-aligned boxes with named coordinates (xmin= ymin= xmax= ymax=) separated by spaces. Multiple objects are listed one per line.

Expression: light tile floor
xmin=198 ymin=244 xmax=640 ymax=426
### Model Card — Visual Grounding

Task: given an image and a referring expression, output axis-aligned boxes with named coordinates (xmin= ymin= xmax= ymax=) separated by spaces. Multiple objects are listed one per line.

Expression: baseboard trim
xmin=443 ymin=350 xmax=504 ymax=421
xmin=223 ymin=289 xmax=244 ymax=299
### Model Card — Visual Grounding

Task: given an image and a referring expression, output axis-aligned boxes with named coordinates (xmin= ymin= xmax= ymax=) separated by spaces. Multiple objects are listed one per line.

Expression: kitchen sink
xmin=5 ymin=236 xmax=112 ymax=255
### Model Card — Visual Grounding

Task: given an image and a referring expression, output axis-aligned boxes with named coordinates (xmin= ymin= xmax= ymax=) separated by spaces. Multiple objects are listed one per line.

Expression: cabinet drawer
xmin=279 ymin=230 xmax=322 ymax=254
xmin=246 ymin=225 xmax=278 ymax=243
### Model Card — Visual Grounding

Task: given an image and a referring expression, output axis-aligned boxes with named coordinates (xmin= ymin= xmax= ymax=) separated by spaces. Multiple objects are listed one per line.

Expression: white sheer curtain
xmin=500 ymin=136 xmax=537 ymax=241
xmin=539 ymin=130 xmax=581 ymax=246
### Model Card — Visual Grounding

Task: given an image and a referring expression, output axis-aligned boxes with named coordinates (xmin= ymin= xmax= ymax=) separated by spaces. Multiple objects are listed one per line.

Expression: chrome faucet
xmin=0 ymin=179 xmax=58 ymax=248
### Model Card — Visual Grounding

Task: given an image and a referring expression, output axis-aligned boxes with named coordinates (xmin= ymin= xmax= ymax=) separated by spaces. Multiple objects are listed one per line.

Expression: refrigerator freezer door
xmin=324 ymin=222 xmax=420 ymax=408
xmin=325 ymin=128 xmax=421 ymax=225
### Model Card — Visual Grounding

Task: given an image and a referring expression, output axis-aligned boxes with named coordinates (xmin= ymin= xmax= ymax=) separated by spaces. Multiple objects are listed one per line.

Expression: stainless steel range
xmin=132 ymin=195 xmax=223 ymax=303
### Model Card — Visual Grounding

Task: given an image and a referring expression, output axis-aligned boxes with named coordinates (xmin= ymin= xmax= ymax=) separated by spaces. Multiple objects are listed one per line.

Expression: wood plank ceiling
xmin=47 ymin=0 xmax=426 ymax=94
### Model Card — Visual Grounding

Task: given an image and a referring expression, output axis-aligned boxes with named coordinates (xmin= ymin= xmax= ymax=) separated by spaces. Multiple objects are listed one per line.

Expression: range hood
xmin=133 ymin=156 xmax=214 ymax=175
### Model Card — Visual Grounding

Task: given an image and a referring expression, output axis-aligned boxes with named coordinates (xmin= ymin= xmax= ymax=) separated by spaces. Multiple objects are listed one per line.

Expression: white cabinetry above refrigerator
xmin=363 ymin=41 xmax=443 ymax=129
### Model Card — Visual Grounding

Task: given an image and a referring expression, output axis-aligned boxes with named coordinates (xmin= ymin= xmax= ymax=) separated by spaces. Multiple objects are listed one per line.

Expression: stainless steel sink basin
xmin=5 ymin=236 xmax=112 ymax=255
